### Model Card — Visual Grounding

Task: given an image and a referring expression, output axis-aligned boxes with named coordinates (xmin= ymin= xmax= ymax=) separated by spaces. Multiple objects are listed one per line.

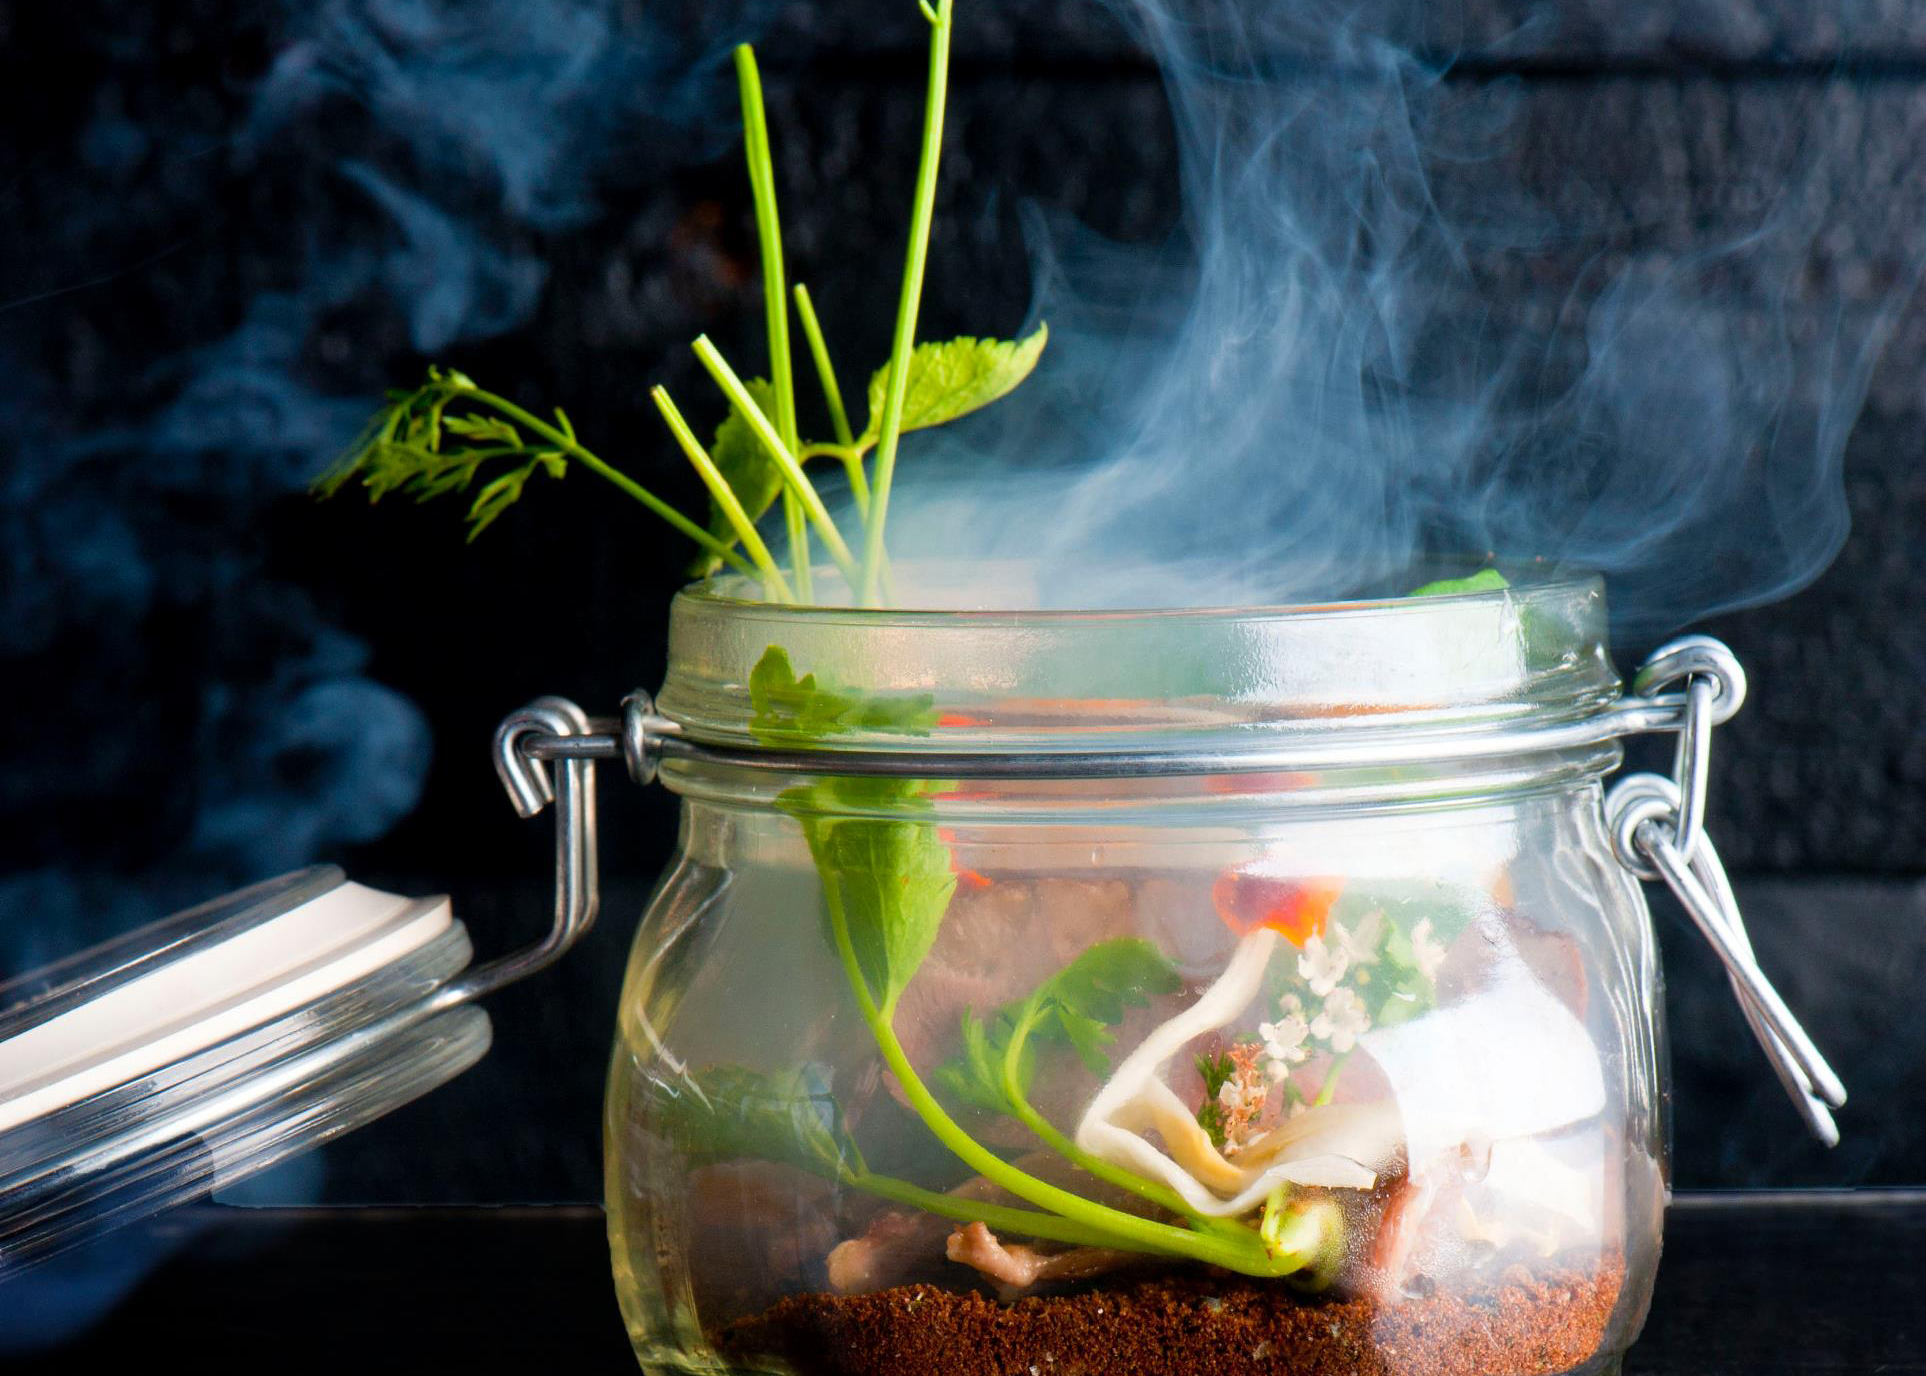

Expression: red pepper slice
xmin=1212 ymin=872 xmax=1343 ymax=947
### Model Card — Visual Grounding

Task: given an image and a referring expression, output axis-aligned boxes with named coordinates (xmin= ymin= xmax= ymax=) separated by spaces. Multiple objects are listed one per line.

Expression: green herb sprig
xmin=321 ymin=1 xmax=1046 ymax=610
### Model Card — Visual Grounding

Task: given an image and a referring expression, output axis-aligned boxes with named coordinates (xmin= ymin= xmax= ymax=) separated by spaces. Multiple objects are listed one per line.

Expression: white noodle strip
xmin=1137 ymin=1078 xmax=1377 ymax=1211
xmin=1077 ymin=929 xmax=1278 ymax=1150
xmin=1074 ymin=928 xmax=1385 ymax=1214
xmin=1236 ymin=1099 xmax=1405 ymax=1172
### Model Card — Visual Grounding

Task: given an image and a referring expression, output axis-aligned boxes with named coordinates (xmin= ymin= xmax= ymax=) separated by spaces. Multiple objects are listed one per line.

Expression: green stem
xmin=995 ymin=1012 xmax=1251 ymax=1243
xmin=783 ymin=493 xmax=813 ymax=600
xmin=693 ymin=336 xmax=860 ymax=586
xmin=820 ymin=882 xmax=1294 ymax=1275
xmin=848 ymin=1171 xmax=1149 ymax=1252
xmin=793 ymin=284 xmax=868 ymax=518
xmin=798 ymin=441 xmax=864 ymax=464
xmin=735 ymin=45 xmax=808 ymax=596
xmin=859 ymin=0 xmax=953 ymax=606
xmin=466 ymin=389 xmax=758 ymax=579
xmin=650 ymin=386 xmax=794 ymax=601
xmin=1314 ymin=1053 xmax=1350 ymax=1108
xmin=793 ymin=288 xmax=857 ymax=444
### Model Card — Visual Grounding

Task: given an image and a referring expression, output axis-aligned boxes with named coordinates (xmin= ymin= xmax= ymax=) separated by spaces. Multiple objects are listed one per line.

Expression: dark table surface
xmin=10 ymin=1191 xmax=1922 ymax=1373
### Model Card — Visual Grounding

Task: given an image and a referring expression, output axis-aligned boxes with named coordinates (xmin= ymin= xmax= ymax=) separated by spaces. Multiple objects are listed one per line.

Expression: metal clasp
xmin=1606 ymin=636 xmax=1846 ymax=1145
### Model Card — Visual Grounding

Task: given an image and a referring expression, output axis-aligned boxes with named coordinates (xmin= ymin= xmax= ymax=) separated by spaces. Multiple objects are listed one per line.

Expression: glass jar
xmin=606 ymin=575 xmax=1665 ymax=1376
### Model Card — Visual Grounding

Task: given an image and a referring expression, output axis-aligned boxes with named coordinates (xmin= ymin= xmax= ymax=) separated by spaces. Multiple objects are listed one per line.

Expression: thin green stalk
xmin=859 ymin=0 xmax=954 ymax=605
xmin=821 ymin=883 xmax=1298 ymax=1276
xmin=849 ymin=1170 xmax=1150 ymax=1252
xmin=461 ymin=389 xmax=758 ymax=579
xmin=783 ymin=493 xmax=813 ymax=600
xmin=693 ymin=336 xmax=860 ymax=586
xmin=1314 ymin=1053 xmax=1350 ymax=1107
xmin=995 ymin=1010 xmax=1252 ymax=1243
xmin=650 ymin=386 xmax=794 ymax=601
xmin=734 ymin=44 xmax=809 ymax=597
xmin=792 ymin=283 xmax=868 ymax=515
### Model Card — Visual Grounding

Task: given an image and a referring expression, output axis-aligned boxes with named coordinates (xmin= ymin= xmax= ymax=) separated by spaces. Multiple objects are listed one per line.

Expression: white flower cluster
xmin=1253 ymin=909 xmax=1449 ymax=1081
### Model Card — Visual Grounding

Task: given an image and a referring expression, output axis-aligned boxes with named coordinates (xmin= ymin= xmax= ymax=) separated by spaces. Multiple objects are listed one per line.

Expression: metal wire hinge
xmin=1604 ymin=636 xmax=1847 ymax=1145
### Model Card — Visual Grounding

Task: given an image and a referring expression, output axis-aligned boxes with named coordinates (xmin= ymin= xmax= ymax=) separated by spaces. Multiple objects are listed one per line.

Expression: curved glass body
xmin=607 ymin=576 xmax=1665 ymax=1376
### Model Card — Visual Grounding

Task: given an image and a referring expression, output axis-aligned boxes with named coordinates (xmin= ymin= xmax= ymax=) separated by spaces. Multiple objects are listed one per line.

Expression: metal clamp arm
xmin=431 ymin=696 xmax=601 ymax=1009
xmin=1607 ymin=635 xmax=1845 ymax=1145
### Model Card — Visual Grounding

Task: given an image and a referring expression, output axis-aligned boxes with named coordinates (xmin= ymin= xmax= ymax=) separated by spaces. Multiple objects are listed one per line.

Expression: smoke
xmin=0 ymin=0 xmax=770 ymax=1328
xmin=878 ymin=1 xmax=1923 ymax=636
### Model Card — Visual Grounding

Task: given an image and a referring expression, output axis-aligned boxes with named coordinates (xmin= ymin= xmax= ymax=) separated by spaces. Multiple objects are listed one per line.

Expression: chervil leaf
xmin=442 ymin=413 xmax=522 ymax=445
xmin=689 ymin=376 xmax=782 ymax=576
xmin=654 ymin=1063 xmax=864 ymax=1180
xmin=318 ymin=368 xmax=574 ymax=541
xmin=465 ymin=451 xmax=566 ymax=540
xmin=935 ymin=938 xmax=1180 ymax=1116
xmin=859 ymin=324 xmax=1048 ymax=444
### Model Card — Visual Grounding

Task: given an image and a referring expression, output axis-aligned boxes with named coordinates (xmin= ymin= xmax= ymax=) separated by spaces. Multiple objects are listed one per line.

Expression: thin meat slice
xmin=825 ymin=1151 xmax=1160 ymax=1295
xmin=944 ymin=1221 xmax=1147 ymax=1300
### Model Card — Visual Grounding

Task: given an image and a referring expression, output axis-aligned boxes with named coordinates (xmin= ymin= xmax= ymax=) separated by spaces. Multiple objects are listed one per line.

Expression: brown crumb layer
xmin=714 ymin=1258 xmax=1624 ymax=1376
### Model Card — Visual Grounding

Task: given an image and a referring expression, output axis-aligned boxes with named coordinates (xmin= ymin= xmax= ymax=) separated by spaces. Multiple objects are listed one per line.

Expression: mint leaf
xmin=690 ymin=376 xmax=782 ymax=575
xmin=654 ymin=1063 xmax=864 ymax=1179
xmin=1406 ymin=568 xmax=1509 ymax=598
xmin=935 ymin=938 xmax=1180 ymax=1115
xmin=860 ymin=324 xmax=1048 ymax=443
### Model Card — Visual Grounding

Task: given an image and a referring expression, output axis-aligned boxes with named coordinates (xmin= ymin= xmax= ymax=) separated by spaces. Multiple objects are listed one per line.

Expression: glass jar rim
xmin=656 ymin=565 xmax=1620 ymax=760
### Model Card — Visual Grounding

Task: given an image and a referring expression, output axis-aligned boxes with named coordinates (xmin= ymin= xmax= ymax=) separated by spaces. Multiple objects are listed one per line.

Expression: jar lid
xmin=0 ymin=866 xmax=489 ymax=1274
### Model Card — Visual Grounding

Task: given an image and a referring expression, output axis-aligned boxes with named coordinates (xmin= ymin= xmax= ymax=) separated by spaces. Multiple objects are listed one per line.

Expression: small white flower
xmin=1297 ymin=934 xmax=1348 ymax=997
xmin=1258 ymin=1014 xmax=1311 ymax=1068
xmin=1278 ymin=991 xmax=1306 ymax=1018
xmin=1217 ymin=1078 xmax=1248 ymax=1111
xmin=1311 ymin=987 xmax=1372 ymax=1052
xmin=1334 ymin=910 xmax=1384 ymax=967
xmin=1411 ymin=916 xmax=1447 ymax=982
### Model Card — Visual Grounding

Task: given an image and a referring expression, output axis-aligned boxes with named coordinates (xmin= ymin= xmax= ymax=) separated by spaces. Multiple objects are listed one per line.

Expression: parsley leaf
xmin=935 ymin=938 xmax=1180 ymax=1115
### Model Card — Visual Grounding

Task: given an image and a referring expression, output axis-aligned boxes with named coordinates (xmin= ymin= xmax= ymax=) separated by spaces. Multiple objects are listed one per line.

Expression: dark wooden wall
xmin=1 ymin=1 xmax=1922 ymax=1202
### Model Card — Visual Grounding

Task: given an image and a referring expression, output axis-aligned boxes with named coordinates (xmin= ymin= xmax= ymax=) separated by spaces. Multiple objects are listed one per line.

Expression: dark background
xmin=1 ymin=0 xmax=1922 ymax=1212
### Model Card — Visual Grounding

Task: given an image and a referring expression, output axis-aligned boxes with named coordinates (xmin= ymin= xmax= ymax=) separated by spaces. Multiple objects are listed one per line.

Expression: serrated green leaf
xmin=935 ymin=938 xmax=1180 ymax=1116
xmin=654 ymin=1063 xmax=864 ymax=1180
xmin=860 ymin=323 xmax=1048 ymax=444
xmin=749 ymin=646 xmax=954 ymax=1006
xmin=934 ymin=1009 xmax=1010 ymax=1114
xmin=689 ymin=376 xmax=781 ymax=576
